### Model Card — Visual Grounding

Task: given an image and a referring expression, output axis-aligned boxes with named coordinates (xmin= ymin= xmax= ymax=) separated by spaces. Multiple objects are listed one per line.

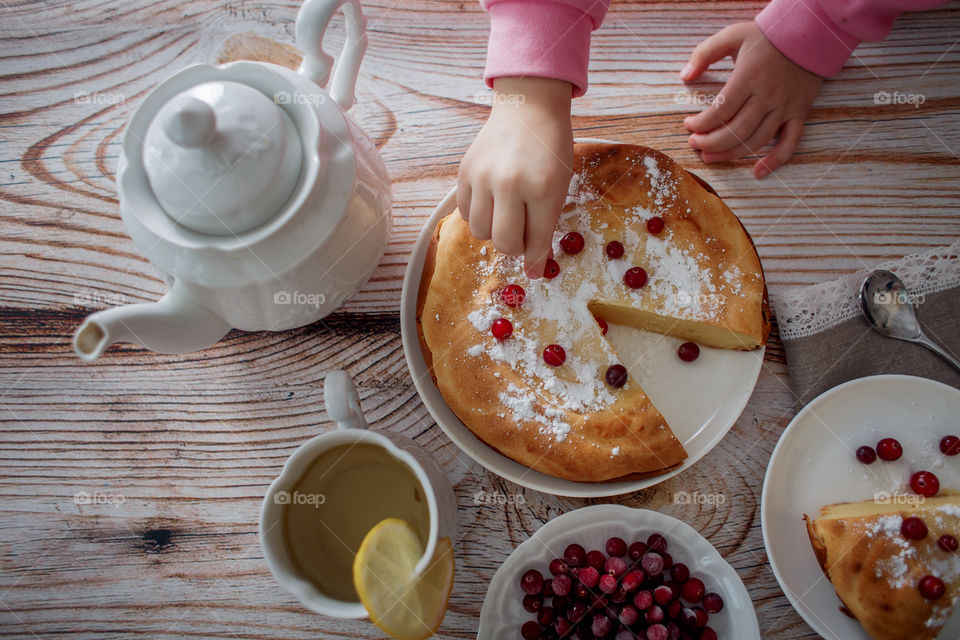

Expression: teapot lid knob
xmin=163 ymin=97 xmax=216 ymax=148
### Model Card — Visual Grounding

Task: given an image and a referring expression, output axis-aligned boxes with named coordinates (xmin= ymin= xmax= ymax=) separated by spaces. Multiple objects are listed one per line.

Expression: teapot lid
xmin=142 ymin=80 xmax=304 ymax=236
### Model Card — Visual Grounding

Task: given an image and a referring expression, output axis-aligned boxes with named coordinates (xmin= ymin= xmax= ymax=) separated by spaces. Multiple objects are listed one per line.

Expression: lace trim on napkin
xmin=774 ymin=239 xmax=960 ymax=341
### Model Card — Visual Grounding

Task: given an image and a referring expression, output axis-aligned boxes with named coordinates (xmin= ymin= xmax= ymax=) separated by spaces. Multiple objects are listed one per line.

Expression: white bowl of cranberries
xmin=478 ymin=505 xmax=759 ymax=639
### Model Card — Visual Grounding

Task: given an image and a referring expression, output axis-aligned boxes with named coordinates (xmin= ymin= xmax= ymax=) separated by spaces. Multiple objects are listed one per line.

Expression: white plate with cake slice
xmin=400 ymin=140 xmax=765 ymax=497
xmin=762 ymin=374 xmax=960 ymax=640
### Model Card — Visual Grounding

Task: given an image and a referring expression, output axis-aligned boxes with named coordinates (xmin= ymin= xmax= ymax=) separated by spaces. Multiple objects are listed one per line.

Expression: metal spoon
xmin=859 ymin=269 xmax=960 ymax=373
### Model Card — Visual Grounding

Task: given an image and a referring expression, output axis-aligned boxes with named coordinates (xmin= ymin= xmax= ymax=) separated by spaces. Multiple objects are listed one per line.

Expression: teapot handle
xmin=295 ymin=0 xmax=367 ymax=110
xmin=323 ymin=370 xmax=368 ymax=430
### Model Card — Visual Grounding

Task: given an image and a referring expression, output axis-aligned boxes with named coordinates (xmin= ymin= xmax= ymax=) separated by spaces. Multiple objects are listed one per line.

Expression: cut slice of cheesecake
xmin=804 ymin=495 xmax=960 ymax=640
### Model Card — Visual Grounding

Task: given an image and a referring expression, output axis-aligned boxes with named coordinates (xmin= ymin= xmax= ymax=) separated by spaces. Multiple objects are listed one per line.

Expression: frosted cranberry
xmin=568 ymin=601 xmax=587 ymax=623
xmin=542 ymin=258 xmax=560 ymax=279
xmin=606 ymin=536 xmax=628 ymax=557
xmin=591 ymin=613 xmax=613 ymax=637
xmin=940 ymin=435 xmax=960 ymax=455
xmin=523 ymin=594 xmax=542 ymax=612
xmin=599 ymin=574 xmax=618 ymax=594
xmin=624 ymin=267 xmax=648 ymax=289
xmin=702 ymin=592 xmax=724 ymax=614
xmin=653 ymin=585 xmax=676 ymax=606
xmin=876 ymin=437 xmax=903 ymax=461
xmin=564 ymin=543 xmax=586 ymax=567
xmin=670 ymin=563 xmax=690 ymax=583
xmin=595 ymin=316 xmax=609 ymax=336
xmin=642 ymin=553 xmax=665 ymax=576
xmin=629 ymin=541 xmax=648 ymax=560
xmin=911 ymin=470 xmax=940 ymax=497
xmin=680 ymin=607 xmax=698 ymax=630
xmin=606 ymin=556 xmax=628 ymax=578
xmin=699 ymin=627 xmax=718 ymax=640
xmin=647 ymin=534 xmax=668 ymax=553
xmin=520 ymin=620 xmax=540 ymax=640
xmin=500 ymin=284 xmax=525 ymax=308
xmin=646 ymin=605 xmax=665 ymax=624
xmin=491 ymin=318 xmax=513 ymax=341
xmin=622 ymin=569 xmax=645 ymax=592
xmin=543 ymin=344 xmax=566 ymax=367
xmin=646 ymin=623 xmax=668 ymax=640
xmin=552 ymin=574 xmax=572 ymax=597
xmin=646 ymin=217 xmax=665 ymax=235
xmin=901 ymin=517 xmax=928 ymax=541
xmin=677 ymin=342 xmax=700 ymax=362
xmin=560 ymin=232 xmax=585 ymax=255
xmin=549 ymin=558 xmax=568 ymax=576
xmin=538 ymin=605 xmax=555 ymax=626
xmin=919 ymin=575 xmax=945 ymax=600
xmin=578 ymin=566 xmax=600 ymax=589
xmin=521 ymin=569 xmax=544 ymax=595
xmin=855 ymin=446 xmax=877 ymax=464
xmin=619 ymin=604 xmax=640 ymax=626
xmin=605 ymin=364 xmax=628 ymax=388
xmin=634 ymin=590 xmax=653 ymax=610
xmin=554 ymin=617 xmax=572 ymax=636
xmin=615 ymin=630 xmax=635 ymax=640
xmin=939 ymin=534 xmax=959 ymax=552
xmin=606 ymin=240 xmax=625 ymax=259
xmin=681 ymin=578 xmax=705 ymax=603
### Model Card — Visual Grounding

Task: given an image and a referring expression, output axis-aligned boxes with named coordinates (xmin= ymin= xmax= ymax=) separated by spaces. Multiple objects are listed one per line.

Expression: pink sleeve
xmin=481 ymin=0 xmax=611 ymax=97
xmin=756 ymin=0 xmax=952 ymax=78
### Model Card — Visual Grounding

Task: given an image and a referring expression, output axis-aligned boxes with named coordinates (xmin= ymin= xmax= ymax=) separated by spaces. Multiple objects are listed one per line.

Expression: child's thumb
xmin=681 ymin=26 xmax=742 ymax=82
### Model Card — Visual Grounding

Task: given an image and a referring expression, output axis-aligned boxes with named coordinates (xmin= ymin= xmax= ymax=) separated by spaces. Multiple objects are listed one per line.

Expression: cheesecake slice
xmin=804 ymin=495 xmax=960 ymax=640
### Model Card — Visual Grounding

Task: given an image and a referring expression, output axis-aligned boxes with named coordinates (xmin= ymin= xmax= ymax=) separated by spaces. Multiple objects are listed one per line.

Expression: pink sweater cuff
xmin=484 ymin=0 xmax=594 ymax=97
xmin=756 ymin=0 xmax=861 ymax=78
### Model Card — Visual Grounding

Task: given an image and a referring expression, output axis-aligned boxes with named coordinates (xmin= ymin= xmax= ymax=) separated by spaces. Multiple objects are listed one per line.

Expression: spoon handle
xmin=914 ymin=334 xmax=960 ymax=374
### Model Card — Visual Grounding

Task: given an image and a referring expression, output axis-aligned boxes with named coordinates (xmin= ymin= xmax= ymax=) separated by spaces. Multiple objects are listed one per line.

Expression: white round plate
xmin=400 ymin=138 xmax=764 ymax=497
xmin=761 ymin=374 xmax=960 ymax=639
xmin=477 ymin=504 xmax=759 ymax=638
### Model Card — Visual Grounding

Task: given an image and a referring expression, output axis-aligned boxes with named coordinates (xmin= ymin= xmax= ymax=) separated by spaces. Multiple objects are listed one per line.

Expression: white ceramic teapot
xmin=73 ymin=0 xmax=391 ymax=361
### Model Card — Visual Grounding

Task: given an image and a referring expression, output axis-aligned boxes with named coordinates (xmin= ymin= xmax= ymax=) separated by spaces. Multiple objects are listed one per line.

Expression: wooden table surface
xmin=2 ymin=0 xmax=959 ymax=638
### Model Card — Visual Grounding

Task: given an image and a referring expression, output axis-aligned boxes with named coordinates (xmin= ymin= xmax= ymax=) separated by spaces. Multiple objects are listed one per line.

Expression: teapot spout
xmin=73 ymin=286 xmax=231 ymax=362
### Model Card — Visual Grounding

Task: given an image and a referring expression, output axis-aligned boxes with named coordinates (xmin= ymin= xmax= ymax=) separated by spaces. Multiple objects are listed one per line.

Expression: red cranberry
xmin=629 ymin=541 xmax=648 ymax=560
xmin=605 ymin=556 xmax=628 ymax=578
xmin=634 ymin=590 xmax=653 ymax=610
xmin=543 ymin=344 xmax=566 ymax=367
xmin=491 ymin=318 xmax=512 ymax=341
xmin=911 ymin=470 xmax=940 ymax=497
xmin=619 ymin=604 xmax=640 ymax=626
xmin=538 ymin=605 xmax=555 ymax=626
xmin=681 ymin=578 xmax=705 ymax=603
xmin=523 ymin=593 xmax=542 ymax=612
xmin=543 ymin=258 xmax=560 ymax=279
xmin=677 ymin=342 xmax=700 ymax=362
xmin=560 ymin=232 xmax=585 ymax=255
xmin=680 ymin=607 xmax=699 ymax=630
xmin=939 ymin=534 xmax=959 ymax=552
xmin=876 ymin=437 xmax=903 ymax=461
xmin=646 ymin=217 xmax=665 ymax=235
xmin=855 ymin=446 xmax=877 ymax=464
xmin=591 ymin=613 xmax=613 ymax=637
xmin=568 ymin=601 xmax=586 ymax=623
xmin=610 ymin=586 xmax=628 ymax=604
xmin=542 ymin=579 xmax=554 ymax=598
xmin=521 ymin=569 xmax=544 ymax=595
xmin=586 ymin=549 xmax=606 ymax=572
xmin=605 ymin=364 xmax=628 ymax=388
xmin=660 ymin=552 xmax=673 ymax=571
xmin=919 ymin=575 xmax=945 ymax=600
xmin=624 ymin=267 xmax=648 ymax=289
xmin=606 ymin=536 xmax=627 ymax=557
xmin=646 ymin=623 xmax=668 ymax=640
xmin=901 ymin=516 xmax=928 ymax=541
xmin=645 ymin=604 xmax=665 ymax=624
xmin=666 ymin=599 xmax=683 ymax=620
xmin=552 ymin=574 xmax=572 ymax=597
xmin=622 ymin=569 xmax=645 ymax=592
xmin=647 ymin=534 xmax=668 ymax=553
xmin=564 ymin=543 xmax=586 ymax=567
xmin=940 ymin=435 xmax=960 ymax=456
xmin=549 ymin=558 xmax=568 ymax=576
xmin=699 ymin=627 xmax=718 ymax=640
xmin=642 ymin=553 xmax=665 ymax=576
xmin=692 ymin=607 xmax=708 ymax=628
xmin=573 ymin=582 xmax=590 ymax=602
xmin=702 ymin=592 xmax=724 ymax=614
xmin=578 ymin=566 xmax=600 ymax=589
xmin=554 ymin=617 xmax=572 ymax=636
xmin=599 ymin=574 xmax=618 ymax=594
xmin=605 ymin=240 xmax=625 ymax=259
xmin=520 ymin=620 xmax=540 ymax=640
xmin=595 ymin=316 xmax=609 ymax=335
xmin=653 ymin=585 xmax=676 ymax=606
xmin=670 ymin=563 xmax=690 ymax=583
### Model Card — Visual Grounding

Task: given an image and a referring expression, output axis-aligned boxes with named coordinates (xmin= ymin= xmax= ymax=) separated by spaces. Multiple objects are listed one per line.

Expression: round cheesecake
xmin=417 ymin=143 xmax=770 ymax=482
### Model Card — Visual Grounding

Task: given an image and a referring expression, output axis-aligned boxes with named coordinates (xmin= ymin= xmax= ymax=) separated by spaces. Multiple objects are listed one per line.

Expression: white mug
xmin=259 ymin=370 xmax=457 ymax=618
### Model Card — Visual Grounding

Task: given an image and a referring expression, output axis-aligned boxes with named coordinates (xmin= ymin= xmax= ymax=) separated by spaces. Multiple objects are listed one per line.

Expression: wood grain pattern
xmin=0 ymin=0 xmax=958 ymax=638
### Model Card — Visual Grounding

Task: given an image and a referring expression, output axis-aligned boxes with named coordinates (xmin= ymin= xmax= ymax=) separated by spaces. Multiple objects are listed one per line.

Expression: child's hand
xmin=458 ymin=77 xmax=573 ymax=279
xmin=680 ymin=22 xmax=824 ymax=178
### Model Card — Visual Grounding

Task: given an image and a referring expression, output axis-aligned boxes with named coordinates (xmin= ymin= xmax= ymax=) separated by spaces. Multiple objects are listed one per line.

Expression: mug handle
xmin=295 ymin=0 xmax=368 ymax=110
xmin=324 ymin=370 xmax=368 ymax=430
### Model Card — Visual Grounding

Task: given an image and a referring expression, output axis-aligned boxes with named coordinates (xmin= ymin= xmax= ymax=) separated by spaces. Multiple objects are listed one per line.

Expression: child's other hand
xmin=680 ymin=22 xmax=823 ymax=178
xmin=458 ymin=77 xmax=573 ymax=279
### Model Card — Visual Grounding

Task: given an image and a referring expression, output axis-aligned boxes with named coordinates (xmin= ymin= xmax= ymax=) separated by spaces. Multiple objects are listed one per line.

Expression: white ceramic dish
xmin=399 ymin=141 xmax=765 ymax=497
xmin=761 ymin=374 xmax=960 ymax=639
xmin=477 ymin=504 xmax=759 ymax=638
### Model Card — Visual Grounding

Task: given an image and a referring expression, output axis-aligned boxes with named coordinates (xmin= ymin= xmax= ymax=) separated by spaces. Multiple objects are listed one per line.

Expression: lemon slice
xmin=353 ymin=518 xmax=454 ymax=640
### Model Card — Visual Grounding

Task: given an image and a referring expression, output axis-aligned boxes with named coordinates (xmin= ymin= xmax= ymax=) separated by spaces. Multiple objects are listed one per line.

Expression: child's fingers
xmin=755 ymin=118 xmax=805 ymax=178
xmin=689 ymin=96 xmax=770 ymax=153
xmin=699 ymin=111 xmax=781 ymax=163
xmin=683 ymin=77 xmax=750 ymax=134
xmin=457 ymin=182 xmax=472 ymax=221
xmin=468 ymin=186 xmax=494 ymax=241
xmin=681 ymin=24 xmax=743 ymax=83
xmin=523 ymin=200 xmax=559 ymax=279
xmin=491 ymin=192 xmax=526 ymax=256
